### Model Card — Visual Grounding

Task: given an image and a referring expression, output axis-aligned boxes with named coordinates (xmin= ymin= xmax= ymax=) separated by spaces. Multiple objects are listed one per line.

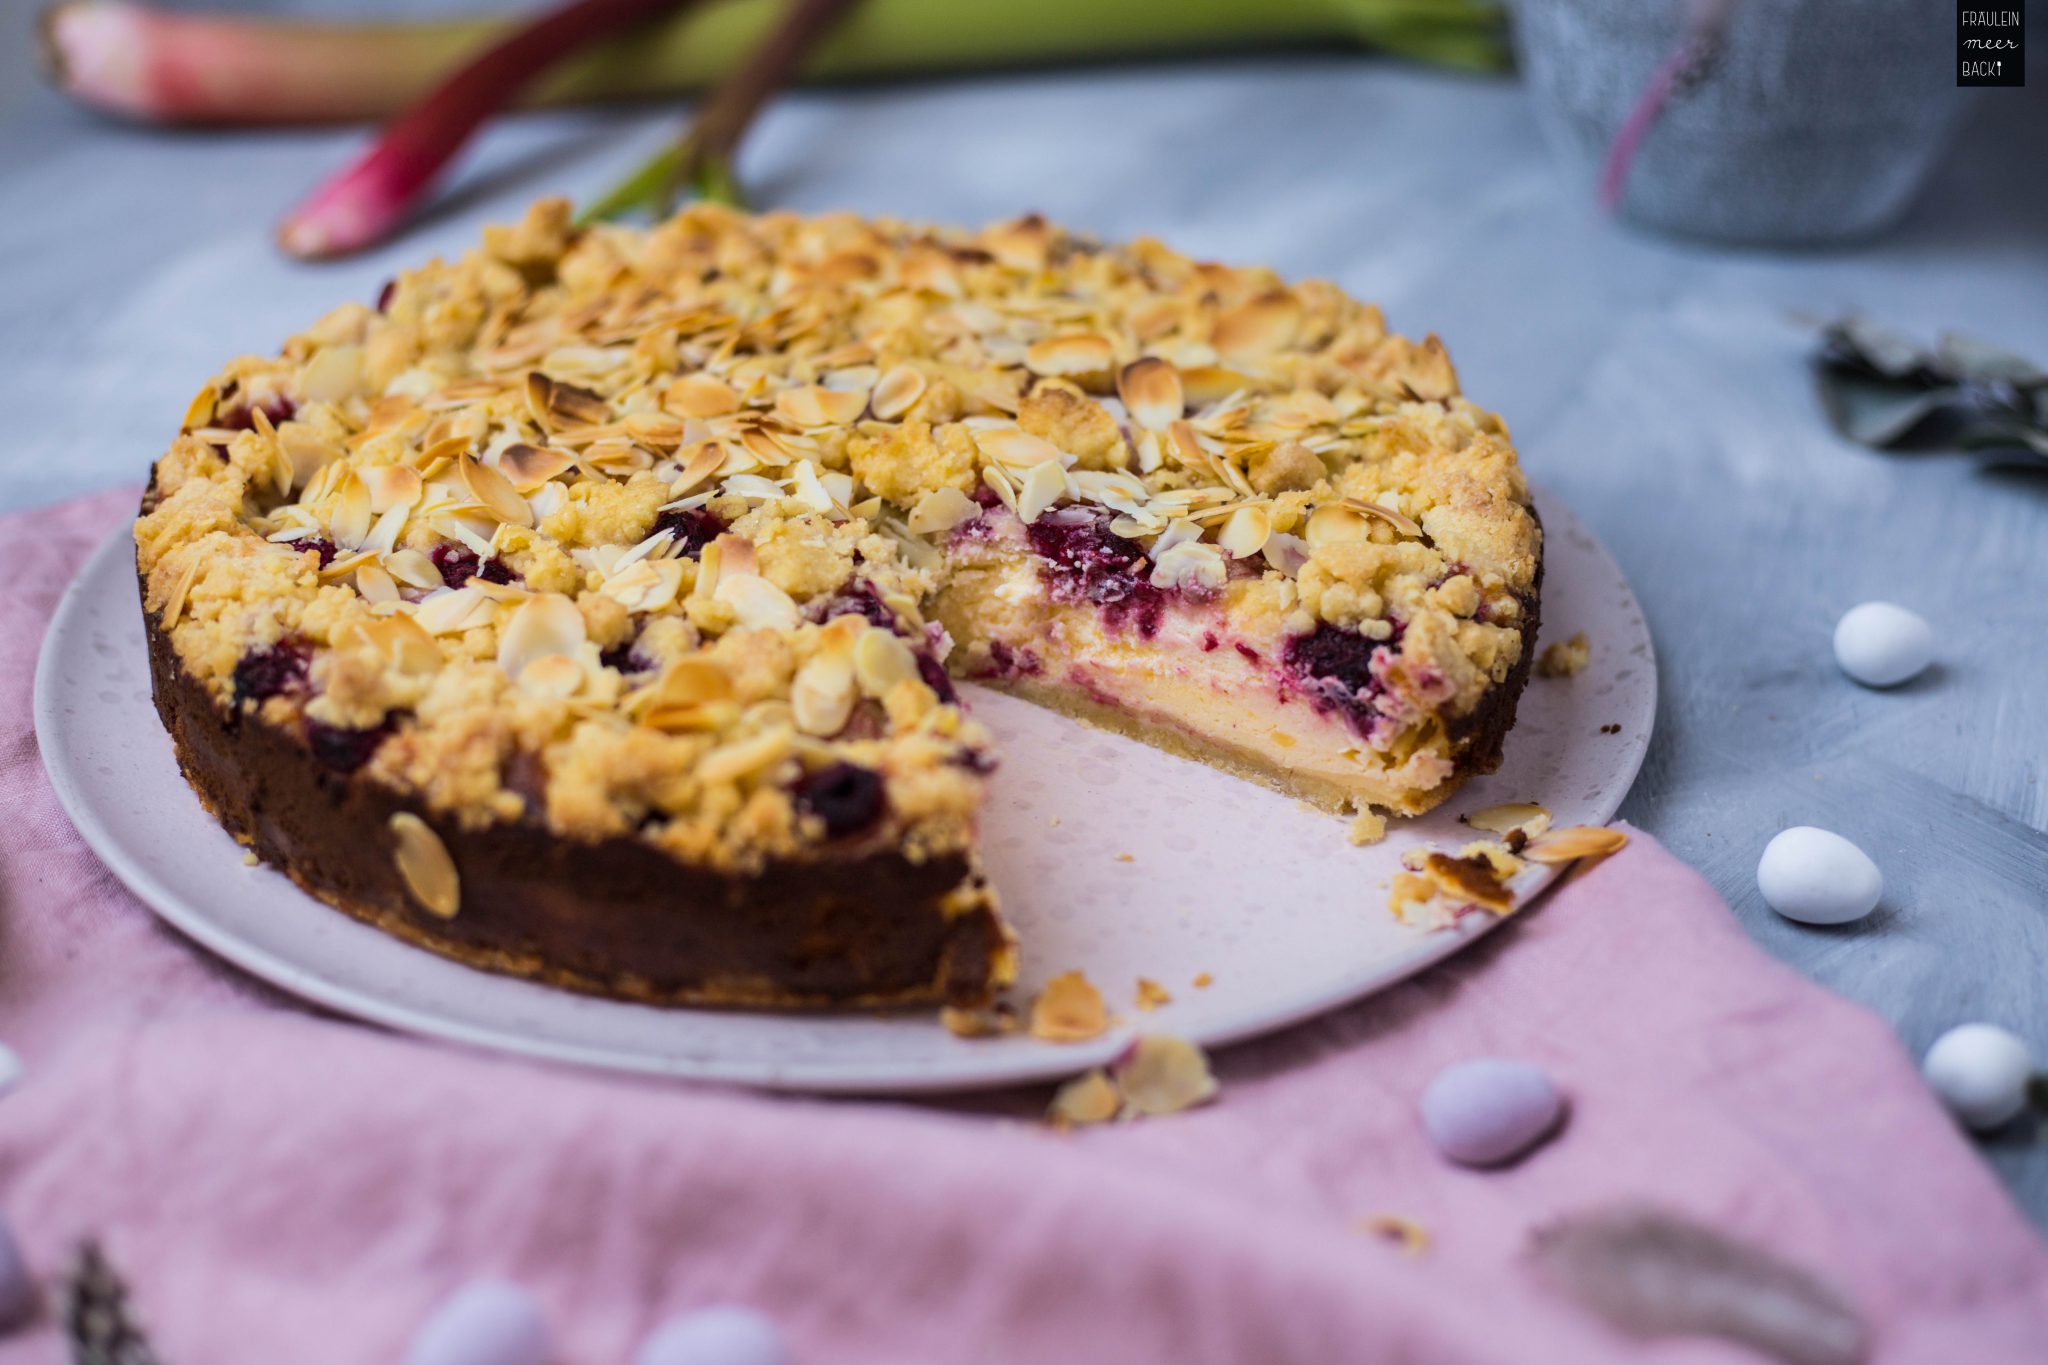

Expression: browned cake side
xmin=140 ymin=562 xmax=1008 ymax=1010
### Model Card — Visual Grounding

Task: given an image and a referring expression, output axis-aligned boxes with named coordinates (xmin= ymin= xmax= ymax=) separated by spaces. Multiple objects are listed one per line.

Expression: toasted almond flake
xmin=1029 ymin=970 xmax=1109 ymax=1043
xmin=1216 ymin=505 xmax=1271 ymax=559
xmin=543 ymin=374 xmax=610 ymax=426
xmin=361 ymin=465 xmax=423 ymax=514
xmin=181 ymin=383 xmax=219 ymax=432
xmin=599 ymin=558 xmax=684 ymax=614
xmin=1305 ymin=503 xmax=1373 ymax=550
xmin=697 ymin=724 xmax=794 ymax=786
xmin=389 ymin=812 xmax=459 ymax=919
xmin=791 ymin=652 xmax=857 ymax=736
xmin=1344 ymin=497 xmax=1424 ymax=539
xmin=713 ymin=533 xmax=757 ymax=579
xmin=352 ymin=614 xmax=441 ymax=675
xmin=664 ymin=372 xmax=740 ymax=419
xmin=1135 ymin=978 xmax=1172 ymax=1011
xmin=332 ymin=469 xmax=373 ymax=547
xmin=981 ymin=465 xmax=1019 ymax=515
xmin=622 ymin=410 xmax=687 ymax=453
xmin=318 ymin=550 xmax=375 ymax=583
xmin=906 ymin=486 xmax=980 ymax=536
xmin=670 ymin=441 xmax=726 ymax=497
xmin=354 ymin=562 xmax=400 ymax=604
xmin=786 ymin=458 xmax=837 ymax=514
xmin=361 ymin=502 xmax=410 ymax=558
xmin=1357 ymin=1214 xmax=1431 ymax=1257
xmin=1112 ymin=1034 xmax=1219 ymax=1116
xmin=853 ymin=627 xmax=919 ymax=697
xmin=517 ymin=652 xmax=586 ymax=699
xmin=412 ymin=587 xmax=497 ymax=636
xmin=1025 ymin=332 xmax=1114 ymax=376
xmin=975 ymin=427 xmax=1064 ymax=470
xmin=298 ymin=344 xmax=365 ymax=404
xmin=1117 ymin=357 xmax=1184 ymax=431
xmin=716 ymin=574 xmax=801 ymax=632
xmin=1048 ymin=1070 xmax=1121 ymax=1127
xmin=775 ymin=384 xmax=867 ymax=428
xmin=160 ymin=554 xmax=202 ymax=628
xmin=1466 ymin=803 xmax=1553 ymax=841
xmin=1015 ymin=458 xmax=1068 ymax=524
xmin=496 ymin=593 xmax=586 ymax=683
xmin=1212 ymin=291 xmax=1302 ymax=361
xmin=1262 ymin=532 xmax=1311 ymax=577
xmin=383 ymin=548 xmax=442 ymax=591
xmin=1524 ymin=825 xmax=1629 ymax=864
xmin=458 ymin=456 xmax=534 ymax=528
xmin=869 ymin=364 xmax=927 ymax=420
xmin=1179 ymin=365 xmax=1256 ymax=407
xmin=500 ymin=443 xmax=575 ymax=493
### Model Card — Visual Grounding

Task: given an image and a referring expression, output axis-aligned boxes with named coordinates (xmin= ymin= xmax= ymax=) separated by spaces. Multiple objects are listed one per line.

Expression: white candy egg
xmin=1756 ymin=827 xmax=1882 ymax=925
xmin=636 ymin=1306 xmax=792 ymax=1365
xmin=1833 ymin=602 xmax=1933 ymax=688
xmin=1924 ymin=1024 xmax=2035 ymax=1132
xmin=1419 ymin=1059 xmax=1566 ymax=1167
xmin=407 ymin=1280 xmax=550 ymax=1365
xmin=0 ymin=1213 xmax=34 ymax=1330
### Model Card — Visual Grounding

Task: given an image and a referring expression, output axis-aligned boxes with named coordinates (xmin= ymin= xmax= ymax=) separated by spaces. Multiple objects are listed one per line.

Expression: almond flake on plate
xmin=1111 ymin=1035 xmax=1219 ymax=1116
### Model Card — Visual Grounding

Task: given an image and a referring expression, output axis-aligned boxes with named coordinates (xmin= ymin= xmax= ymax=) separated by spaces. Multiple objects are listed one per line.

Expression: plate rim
xmin=35 ymin=491 xmax=1654 ymax=1093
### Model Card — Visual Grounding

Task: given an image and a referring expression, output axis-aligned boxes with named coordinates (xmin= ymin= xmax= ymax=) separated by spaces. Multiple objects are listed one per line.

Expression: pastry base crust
xmin=139 ymin=573 xmax=1012 ymax=1011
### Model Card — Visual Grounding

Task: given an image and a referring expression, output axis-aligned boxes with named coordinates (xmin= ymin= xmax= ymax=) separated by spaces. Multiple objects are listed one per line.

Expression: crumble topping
xmin=138 ymin=202 xmax=1538 ymax=867
xmin=1536 ymin=631 xmax=1590 ymax=678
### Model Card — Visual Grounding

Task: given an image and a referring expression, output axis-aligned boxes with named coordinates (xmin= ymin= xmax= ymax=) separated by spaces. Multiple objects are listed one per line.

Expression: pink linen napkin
xmin=1 ymin=488 xmax=2044 ymax=1365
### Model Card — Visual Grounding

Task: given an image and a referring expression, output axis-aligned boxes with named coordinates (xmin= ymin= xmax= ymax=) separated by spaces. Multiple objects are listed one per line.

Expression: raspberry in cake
xmin=135 ymin=200 xmax=1541 ymax=1009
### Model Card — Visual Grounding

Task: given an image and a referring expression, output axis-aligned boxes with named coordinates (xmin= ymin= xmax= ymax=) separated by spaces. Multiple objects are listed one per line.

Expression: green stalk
xmin=47 ymin=0 xmax=1505 ymax=127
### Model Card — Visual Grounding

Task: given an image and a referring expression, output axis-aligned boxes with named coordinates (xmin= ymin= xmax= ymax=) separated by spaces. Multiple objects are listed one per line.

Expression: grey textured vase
xmin=1513 ymin=0 xmax=1975 ymax=246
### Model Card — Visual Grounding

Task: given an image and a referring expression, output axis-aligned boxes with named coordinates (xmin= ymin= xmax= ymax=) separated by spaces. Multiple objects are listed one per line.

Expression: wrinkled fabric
xmin=1 ymin=489 xmax=2042 ymax=1364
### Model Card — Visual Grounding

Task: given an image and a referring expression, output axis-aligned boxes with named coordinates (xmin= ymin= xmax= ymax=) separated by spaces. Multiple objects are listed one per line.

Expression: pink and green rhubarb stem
xmin=582 ymin=0 xmax=861 ymax=222
xmin=269 ymin=0 xmax=704 ymax=259
xmin=42 ymin=0 xmax=1508 ymax=127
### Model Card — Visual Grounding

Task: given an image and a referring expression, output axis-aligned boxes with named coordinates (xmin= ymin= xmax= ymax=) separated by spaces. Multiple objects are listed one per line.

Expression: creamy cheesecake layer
xmin=933 ymin=513 xmax=1459 ymax=814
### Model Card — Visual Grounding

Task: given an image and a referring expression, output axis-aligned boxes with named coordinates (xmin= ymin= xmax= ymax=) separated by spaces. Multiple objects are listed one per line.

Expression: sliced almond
xmin=1212 ymin=291 xmax=1302 ymax=362
xmin=1149 ymin=539 xmax=1228 ymax=593
xmin=664 ymin=372 xmax=740 ymax=419
xmin=696 ymin=724 xmax=795 ymax=786
xmin=1216 ymin=505 xmax=1272 ymax=559
xmin=1029 ymin=970 xmax=1109 ymax=1043
xmin=389 ymin=812 xmax=459 ymax=919
xmin=516 ymin=652 xmax=586 ymax=700
xmin=1015 ymin=458 xmax=1068 ymax=524
xmin=669 ymin=441 xmax=726 ymax=498
xmin=853 ymin=627 xmax=919 ymax=697
xmin=791 ymin=652 xmax=857 ymax=736
xmin=356 ymin=614 xmax=441 ymax=675
xmin=499 ymin=443 xmax=575 ymax=493
xmin=383 ymin=548 xmax=442 ymax=591
xmin=354 ymin=561 xmax=400 ymax=604
xmin=298 ymin=344 xmax=365 ymax=405
xmin=412 ymin=587 xmax=498 ymax=636
xmin=361 ymin=464 xmax=423 ymax=514
xmin=1304 ymin=503 xmax=1372 ymax=550
xmin=906 ymin=486 xmax=981 ymax=536
xmin=775 ymin=385 xmax=867 ymax=428
xmin=716 ymin=574 xmax=800 ymax=632
xmin=1047 ymin=1070 xmax=1121 ymax=1127
xmin=599 ymin=558 xmax=685 ymax=614
xmin=1112 ymin=1034 xmax=1219 ymax=1116
xmin=331 ymin=468 xmax=373 ymax=548
xmin=1117 ymin=357 xmax=1184 ymax=431
xmin=496 ymin=593 xmax=586 ymax=684
xmin=1262 ymin=531 xmax=1310 ymax=576
xmin=974 ymin=427 xmax=1064 ymax=470
xmin=869 ymin=364 xmax=927 ymax=420
xmin=1524 ymin=825 xmax=1629 ymax=864
xmin=1344 ymin=497 xmax=1424 ymax=540
xmin=181 ymin=383 xmax=219 ymax=432
xmin=1025 ymin=332 xmax=1114 ymax=377
xmin=1465 ymin=802 xmax=1553 ymax=841
xmin=160 ymin=553 xmax=203 ymax=629
xmin=623 ymin=410 xmax=687 ymax=453
xmin=458 ymin=456 xmax=534 ymax=528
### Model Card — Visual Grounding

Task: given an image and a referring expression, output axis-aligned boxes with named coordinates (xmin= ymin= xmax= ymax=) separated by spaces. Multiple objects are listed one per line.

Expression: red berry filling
xmin=1025 ymin=507 xmax=1170 ymax=638
xmin=430 ymin=544 xmax=516 ymax=588
xmin=232 ymin=638 xmax=311 ymax=708
xmin=651 ymin=506 xmax=727 ymax=559
xmin=793 ymin=762 xmax=886 ymax=838
xmin=1284 ymin=623 xmax=1399 ymax=734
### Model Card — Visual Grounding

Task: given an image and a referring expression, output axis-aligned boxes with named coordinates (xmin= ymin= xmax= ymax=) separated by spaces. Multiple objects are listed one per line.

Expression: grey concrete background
xmin=4 ymin=9 xmax=2045 ymax=1217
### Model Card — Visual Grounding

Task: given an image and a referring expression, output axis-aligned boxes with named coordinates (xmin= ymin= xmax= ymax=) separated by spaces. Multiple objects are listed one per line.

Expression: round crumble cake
xmin=135 ymin=200 xmax=1541 ymax=1009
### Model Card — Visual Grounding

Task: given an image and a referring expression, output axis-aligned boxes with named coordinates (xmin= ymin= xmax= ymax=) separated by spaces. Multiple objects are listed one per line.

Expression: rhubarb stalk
xmin=582 ymin=0 xmax=861 ymax=223
xmin=44 ymin=0 xmax=1507 ymax=127
xmin=274 ymin=0 xmax=704 ymax=259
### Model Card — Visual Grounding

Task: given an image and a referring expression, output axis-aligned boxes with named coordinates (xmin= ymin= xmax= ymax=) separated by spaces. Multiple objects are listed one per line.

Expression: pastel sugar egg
xmin=1756 ymin=827 xmax=1883 ymax=925
xmin=407 ymin=1280 xmax=550 ymax=1365
xmin=637 ymin=1306 xmax=792 ymax=1365
xmin=1924 ymin=1024 xmax=2035 ymax=1132
xmin=1833 ymin=602 xmax=1932 ymax=687
xmin=1420 ymin=1059 xmax=1566 ymax=1167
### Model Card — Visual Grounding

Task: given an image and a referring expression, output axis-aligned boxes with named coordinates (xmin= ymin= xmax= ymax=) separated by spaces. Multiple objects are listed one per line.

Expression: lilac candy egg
xmin=0 ymin=1214 xmax=34 ymax=1331
xmin=1421 ymin=1059 xmax=1567 ymax=1167
xmin=636 ymin=1306 xmax=792 ymax=1365
xmin=406 ymin=1280 xmax=550 ymax=1365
